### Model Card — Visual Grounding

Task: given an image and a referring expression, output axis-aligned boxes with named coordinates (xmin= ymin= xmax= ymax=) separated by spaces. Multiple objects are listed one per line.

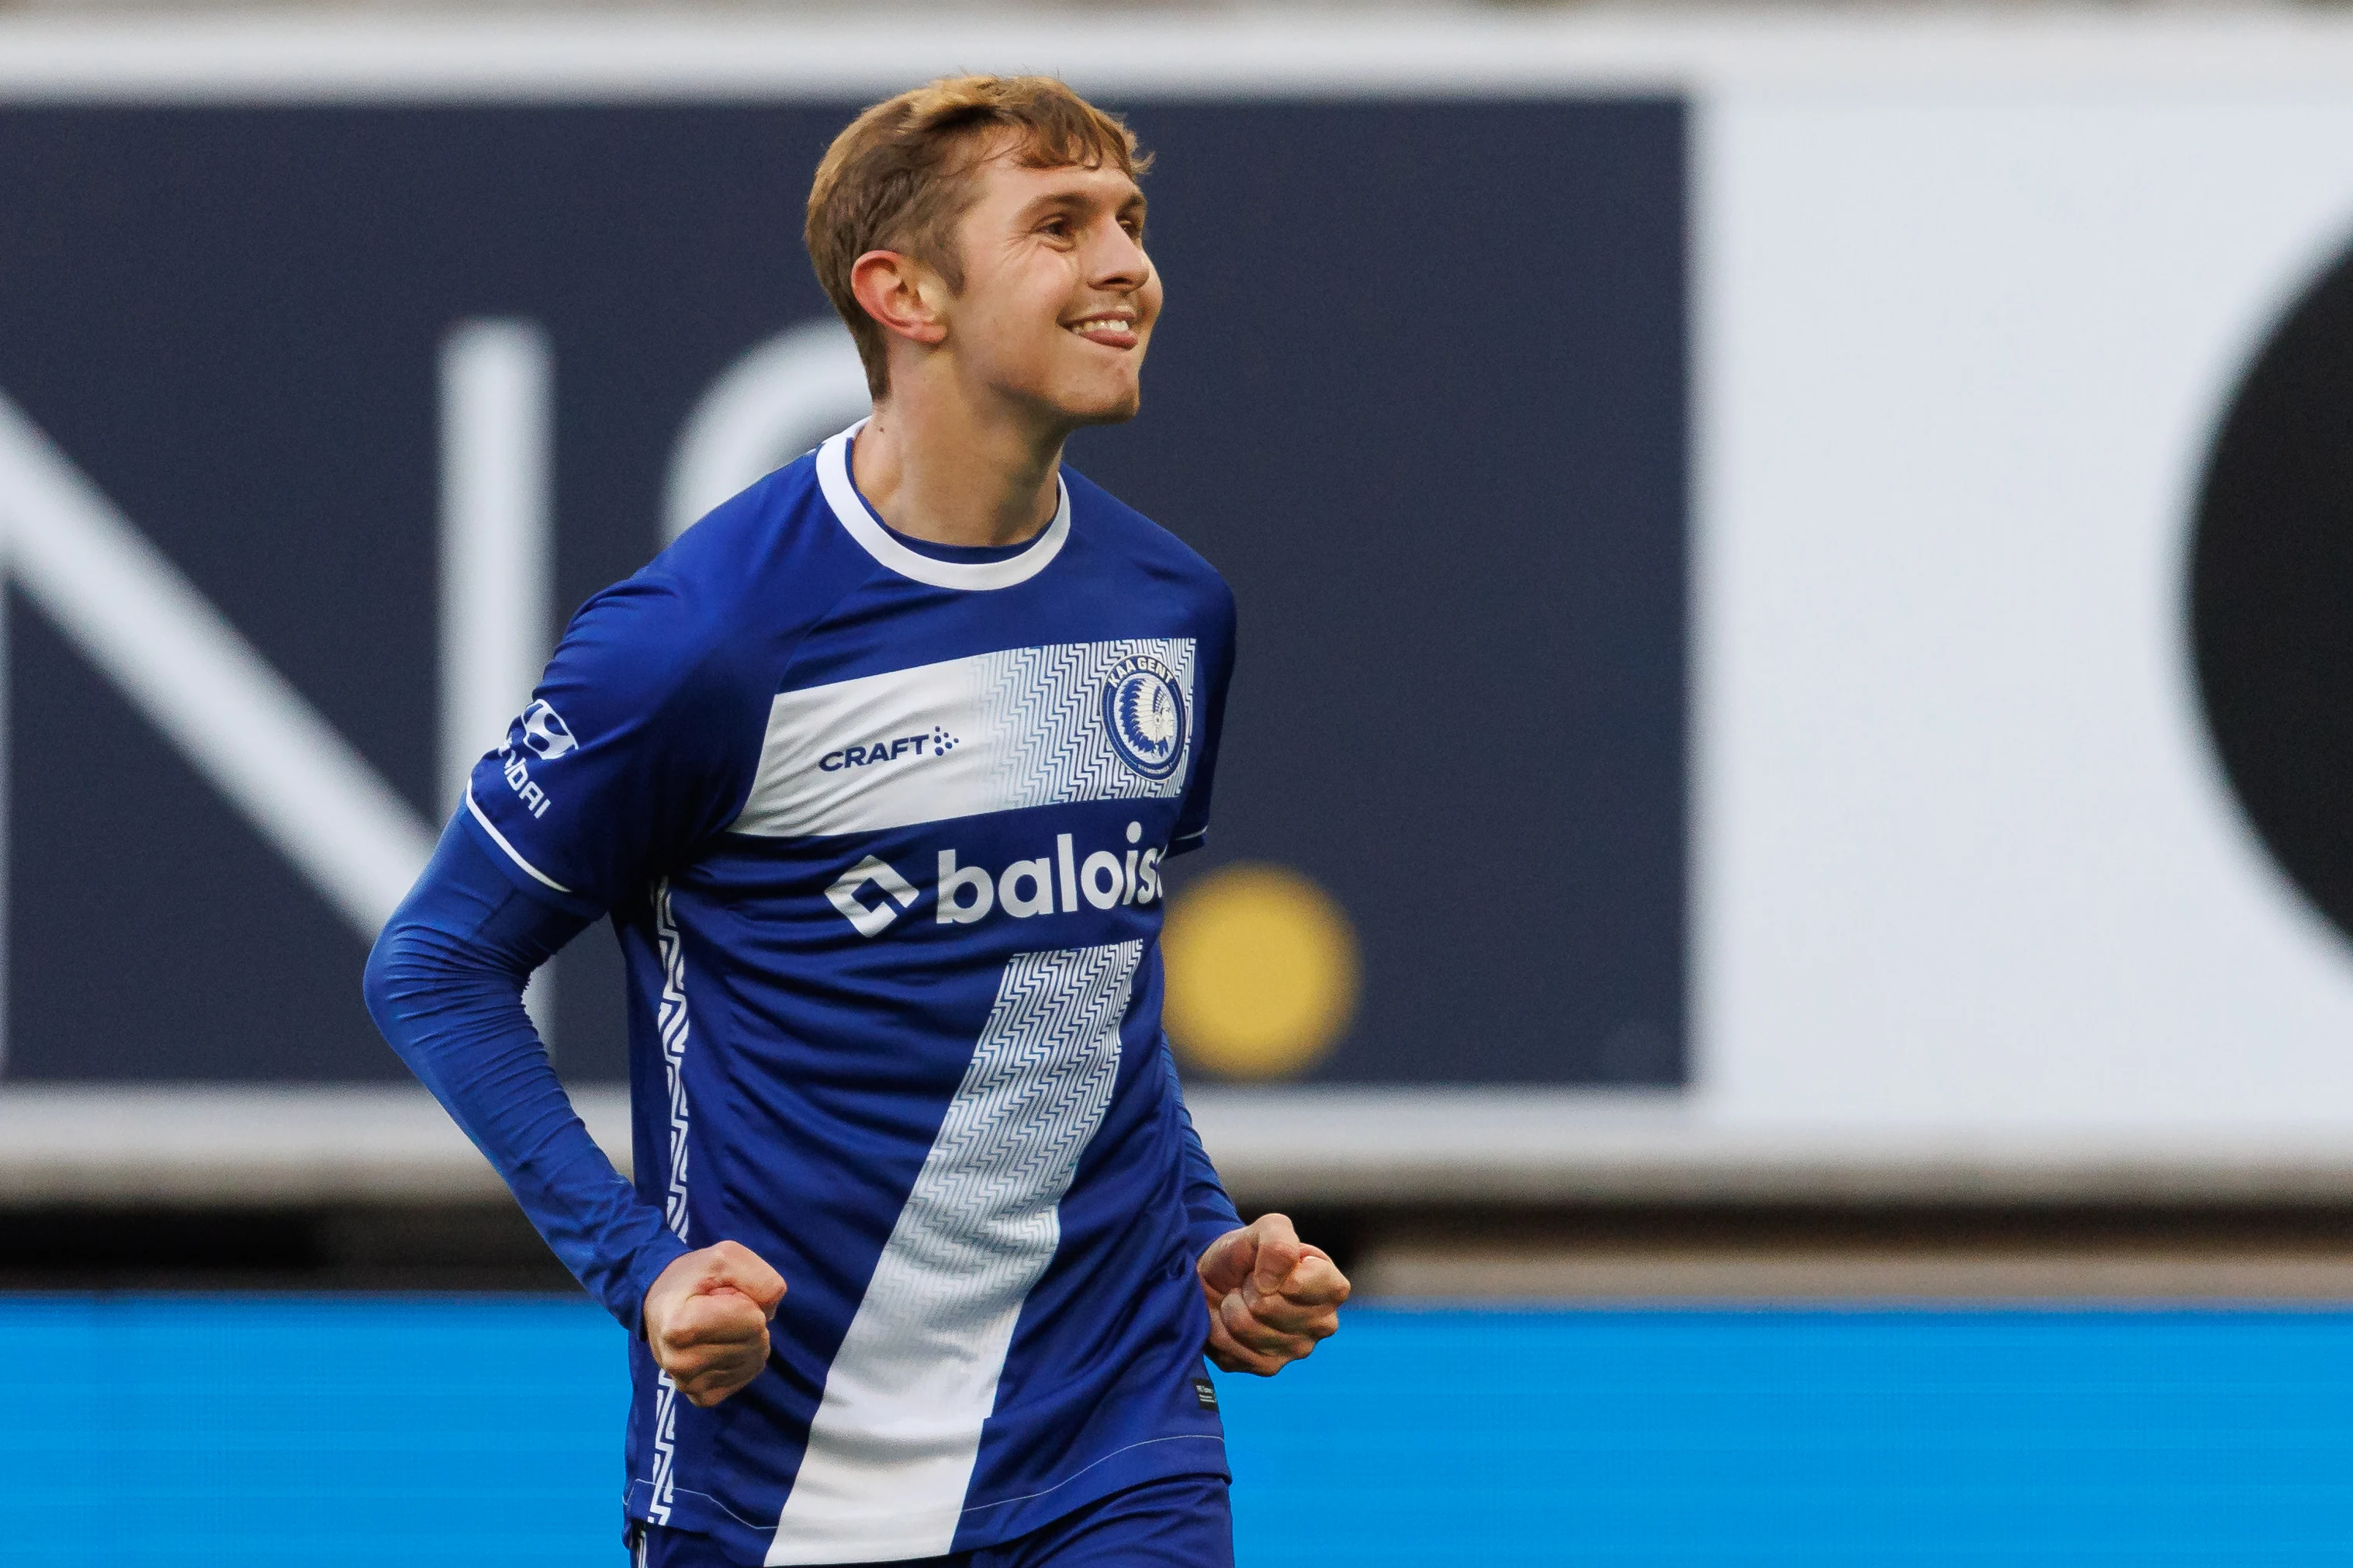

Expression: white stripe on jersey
xmin=765 ymin=941 xmax=1143 ymax=1566
xmin=729 ymin=639 xmax=1195 ymax=839
xmin=465 ymin=785 xmax=572 ymax=892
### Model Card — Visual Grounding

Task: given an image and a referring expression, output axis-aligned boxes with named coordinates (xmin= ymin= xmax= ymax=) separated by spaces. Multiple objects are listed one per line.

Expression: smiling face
xmin=936 ymin=149 xmax=1162 ymax=429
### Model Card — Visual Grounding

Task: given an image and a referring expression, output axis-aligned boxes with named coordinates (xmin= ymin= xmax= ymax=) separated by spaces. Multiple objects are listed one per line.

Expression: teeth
xmin=1069 ymin=318 xmax=1130 ymax=332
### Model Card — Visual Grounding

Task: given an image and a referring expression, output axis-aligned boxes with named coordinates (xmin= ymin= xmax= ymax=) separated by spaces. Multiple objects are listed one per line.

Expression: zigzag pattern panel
xmin=646 ymin=877 xmax=695 ymax=1526
xmin=734 ymin=639 xmax=1194 ymax=839
xmin=766 ymin=940 xmax=1143 ymax=1566
xmin=872 ymin=940 xmax=1137 ymax=1311
xmin=979 ymin=640 xmax=1194 ymax=810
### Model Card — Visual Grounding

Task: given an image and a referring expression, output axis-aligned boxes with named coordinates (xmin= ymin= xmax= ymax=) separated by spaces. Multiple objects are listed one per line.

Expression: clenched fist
xmin=1196 ymin=1212 xmax=1351 ymax=1376
xmin=643 ymin=1240 xmax=787 ymax=1407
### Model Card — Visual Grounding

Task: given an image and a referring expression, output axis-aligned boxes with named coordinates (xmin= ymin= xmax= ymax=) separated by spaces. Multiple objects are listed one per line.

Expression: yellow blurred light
xmin=1161 ymin=862 xmax=1359 ymax=1080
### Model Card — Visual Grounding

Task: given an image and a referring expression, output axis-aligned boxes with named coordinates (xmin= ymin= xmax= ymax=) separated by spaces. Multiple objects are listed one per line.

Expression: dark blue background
xmin=0 ymin=99 xmax=1686 ymax=1085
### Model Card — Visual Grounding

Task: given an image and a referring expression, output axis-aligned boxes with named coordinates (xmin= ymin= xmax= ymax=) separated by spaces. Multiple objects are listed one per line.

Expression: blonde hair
xmin=806 ymin=74 xmax=1151 ymax=396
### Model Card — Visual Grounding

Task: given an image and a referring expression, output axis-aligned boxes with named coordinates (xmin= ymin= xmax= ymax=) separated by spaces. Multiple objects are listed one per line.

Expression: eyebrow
xmin=1020 ymin=183 xmax=1147 ymax=223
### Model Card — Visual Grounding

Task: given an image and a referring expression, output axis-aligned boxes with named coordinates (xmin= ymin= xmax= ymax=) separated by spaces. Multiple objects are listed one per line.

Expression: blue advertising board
xmin=0 ymin=97 xmax=1685 ymax=1084
xmin=12 ymin=1299 xmax=2353 ymax=1566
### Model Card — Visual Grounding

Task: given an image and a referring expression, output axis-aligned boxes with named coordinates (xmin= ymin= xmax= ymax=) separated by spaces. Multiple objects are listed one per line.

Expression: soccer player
xmin=364 ymin=75 xmax=1350 ymax=1567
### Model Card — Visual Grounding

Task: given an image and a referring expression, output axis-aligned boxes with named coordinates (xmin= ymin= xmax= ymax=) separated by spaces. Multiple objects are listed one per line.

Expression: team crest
xmin=1101 ymin=655 xmax=1188 ymax=781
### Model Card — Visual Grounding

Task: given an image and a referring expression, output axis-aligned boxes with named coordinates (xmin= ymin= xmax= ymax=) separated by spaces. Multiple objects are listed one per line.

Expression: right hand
xmin=643 ymin=1240 xmax=787 ymax=1407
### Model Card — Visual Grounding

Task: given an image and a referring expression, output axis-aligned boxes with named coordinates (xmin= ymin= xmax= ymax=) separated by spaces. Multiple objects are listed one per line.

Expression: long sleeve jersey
xmin=364 ymin=424 xmax=1244 ymax=1566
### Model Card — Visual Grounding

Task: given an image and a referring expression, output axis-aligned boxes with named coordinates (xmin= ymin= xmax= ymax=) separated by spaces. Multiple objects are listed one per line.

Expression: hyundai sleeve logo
xmin=509 ymin=699 xmax=580 ymax=762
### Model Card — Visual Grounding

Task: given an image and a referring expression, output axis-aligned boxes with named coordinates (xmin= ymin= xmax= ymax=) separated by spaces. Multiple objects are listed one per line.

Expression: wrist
xmin=1189 ymin=1218 xmax=1243 ymax=1269
xmin=628 ymin=1234 xmax=695 ymax=1340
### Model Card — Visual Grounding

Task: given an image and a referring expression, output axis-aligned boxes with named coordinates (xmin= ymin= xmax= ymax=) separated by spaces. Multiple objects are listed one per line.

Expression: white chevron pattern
xmin=731 ymin=639 xmax=1195 ymax=839
xmin=979 ymin=640 xmax=1190 ymax=810
xmin=765 ymin=940 xmax=1144 ymax=1566
xmin=646 ymin=877 xmax=694 ymax=1527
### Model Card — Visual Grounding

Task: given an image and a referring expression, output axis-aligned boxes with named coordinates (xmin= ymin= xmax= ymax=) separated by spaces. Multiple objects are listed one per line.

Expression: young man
xmin=365 ymin=75 xmax=1349 ymax=1567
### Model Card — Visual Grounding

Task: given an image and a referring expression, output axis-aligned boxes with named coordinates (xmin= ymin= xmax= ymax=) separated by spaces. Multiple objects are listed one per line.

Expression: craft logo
xmin=1101 ymin=655 xmax=1187 ymax=781
xmin=818 ymin=725 xmax=960 ymax=773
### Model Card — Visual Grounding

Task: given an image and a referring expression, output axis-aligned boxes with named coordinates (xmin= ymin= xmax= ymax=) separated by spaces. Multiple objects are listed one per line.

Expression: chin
xmin=1056 ymin=382 xmax=1144 ymax=428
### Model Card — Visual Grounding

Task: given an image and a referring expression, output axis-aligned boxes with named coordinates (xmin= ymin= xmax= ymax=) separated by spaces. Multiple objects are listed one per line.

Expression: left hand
xmin=1196 ymin=1212 xmax=1351 ymax=1376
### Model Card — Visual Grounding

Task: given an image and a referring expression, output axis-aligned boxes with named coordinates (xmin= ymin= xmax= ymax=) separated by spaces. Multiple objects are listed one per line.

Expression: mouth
xmin=1064 ymin=311 xmax=1140 ymax=349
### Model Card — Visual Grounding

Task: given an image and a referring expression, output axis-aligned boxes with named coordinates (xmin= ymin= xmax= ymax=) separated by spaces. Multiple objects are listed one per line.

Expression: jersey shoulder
xmin=657 ymin=449 xmax=884 ymax=619
xmin=528 ymin=453 xmax=888 ymax=793
xmin=594 ymin=452 xmax=885 ymax=685
xmin=1060 ymin=466 xmax=1235 ymax=626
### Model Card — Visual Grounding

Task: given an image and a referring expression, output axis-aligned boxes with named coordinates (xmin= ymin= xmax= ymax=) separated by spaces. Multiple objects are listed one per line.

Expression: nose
xmin=1084 ymin=220 xmax=1152 ymax=295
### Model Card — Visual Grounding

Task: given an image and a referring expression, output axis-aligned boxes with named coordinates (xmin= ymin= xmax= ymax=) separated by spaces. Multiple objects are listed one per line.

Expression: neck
xmin=850 ymin=380 xmax=1065 ymax=552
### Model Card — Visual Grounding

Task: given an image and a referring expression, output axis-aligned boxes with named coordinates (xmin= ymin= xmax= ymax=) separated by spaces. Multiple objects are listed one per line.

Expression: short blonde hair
xmin=806 ymin=74 xmax=1151 ymax=396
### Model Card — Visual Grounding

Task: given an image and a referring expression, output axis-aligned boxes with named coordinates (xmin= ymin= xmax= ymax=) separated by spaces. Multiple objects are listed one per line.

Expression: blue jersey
xmin=457 ymin=425 xmax=1241 ymax=1565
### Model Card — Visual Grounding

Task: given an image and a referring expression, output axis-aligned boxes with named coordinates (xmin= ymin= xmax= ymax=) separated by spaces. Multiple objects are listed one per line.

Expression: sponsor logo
xmin=1101 ymin=655 xmax=1187 ymax=781
xmin=829 ymin=821 xmax=1164 ymax=937
xmin=818 ymin=725 xmax=960 ymax=773
xmin=825 ymin=855 xmax=922 ymax=938
xmin=509 ymin=699 xmax=579 ymax=761
xmin=496 ymin=698 xmax=576 ymax=819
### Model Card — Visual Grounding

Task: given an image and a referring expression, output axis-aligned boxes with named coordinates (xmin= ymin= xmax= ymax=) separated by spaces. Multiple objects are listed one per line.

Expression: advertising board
xmin=11 ymin=16 xmax=2353 ymax=1172
xmin=0 ymin=82 xmax=1687 ymax=1086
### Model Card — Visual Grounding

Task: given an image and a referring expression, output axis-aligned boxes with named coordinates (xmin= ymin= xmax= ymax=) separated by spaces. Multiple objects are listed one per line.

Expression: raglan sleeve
xmin=364 ymin=573 xmax=764 ymax=1334
xmin=1168 ymin=578 xmax=1237 ymax=860
xmin=458 ymin=573 xmax=761 ymax=909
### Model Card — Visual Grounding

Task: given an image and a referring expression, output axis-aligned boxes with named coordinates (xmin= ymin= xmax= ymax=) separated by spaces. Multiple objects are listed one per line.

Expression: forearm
xmin=1162 ymin=1038 xmax=1244 ymax=1258
xmin=363 ymin=814 xmax=688 ymax=1332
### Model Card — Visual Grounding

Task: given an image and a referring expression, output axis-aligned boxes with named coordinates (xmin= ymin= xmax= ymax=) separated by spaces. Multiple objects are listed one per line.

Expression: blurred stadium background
xmin=17 ymin=2 xmax=2353 ymax=1560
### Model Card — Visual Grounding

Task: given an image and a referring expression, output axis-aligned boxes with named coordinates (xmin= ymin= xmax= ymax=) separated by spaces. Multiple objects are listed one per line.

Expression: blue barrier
xmin=6 ymin=1299 xmax=2353 ymax=1564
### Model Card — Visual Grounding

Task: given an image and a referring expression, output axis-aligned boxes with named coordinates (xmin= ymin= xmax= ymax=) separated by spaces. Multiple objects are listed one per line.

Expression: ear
xmin=848 ymin=250 xmax=949 ymax=348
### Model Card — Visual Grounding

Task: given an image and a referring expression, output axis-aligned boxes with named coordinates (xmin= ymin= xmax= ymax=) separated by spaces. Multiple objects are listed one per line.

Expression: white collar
xmin=815 ymin=420 xmax=1071 ymax=591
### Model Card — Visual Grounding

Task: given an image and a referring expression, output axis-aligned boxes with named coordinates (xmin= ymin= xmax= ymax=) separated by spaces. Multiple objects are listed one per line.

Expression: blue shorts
xmin=631 ymin=1473 xmax=1234 ymax=1568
